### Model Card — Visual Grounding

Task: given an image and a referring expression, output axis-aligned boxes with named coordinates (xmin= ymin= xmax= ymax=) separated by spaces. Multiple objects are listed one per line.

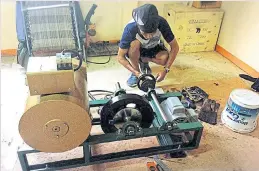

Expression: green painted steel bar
xmin=177 ymin=122 xmax=203 ymax=130
xmin=89 ymin=99 xmax=109 ymax=107
xmin=86 ymin=122 xmax=202 ymax=145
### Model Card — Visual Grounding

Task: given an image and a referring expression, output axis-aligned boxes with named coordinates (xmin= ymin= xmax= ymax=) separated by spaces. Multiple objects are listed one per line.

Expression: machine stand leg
xmin=18 ymin=152 xmax=29 ymax=171
xmin=83 ymin=142 xmax=90 ymax=163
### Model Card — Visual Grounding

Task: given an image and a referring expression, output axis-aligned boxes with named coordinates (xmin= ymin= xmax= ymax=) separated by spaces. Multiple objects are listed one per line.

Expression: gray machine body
xmin=160 ymin=97 xmax=198 ymax=123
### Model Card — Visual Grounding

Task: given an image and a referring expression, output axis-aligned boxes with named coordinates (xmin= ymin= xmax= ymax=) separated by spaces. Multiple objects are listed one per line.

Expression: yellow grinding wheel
xmin=18 ymin=95 xmax=91 ymax=153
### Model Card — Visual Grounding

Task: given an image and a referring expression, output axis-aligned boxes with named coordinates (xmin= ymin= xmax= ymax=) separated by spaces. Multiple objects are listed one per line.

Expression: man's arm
xmin=164 ymin=38 xmax=179 ymax=70
xmin=117 ymin=48 xmax=141 ymax=77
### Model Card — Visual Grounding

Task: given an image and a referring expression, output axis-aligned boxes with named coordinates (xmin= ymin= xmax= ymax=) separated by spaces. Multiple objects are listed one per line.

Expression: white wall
xmin=1 ymin=1 xmax=187 ymax=50
xmin=217 ymin=1 xmax=259 ymax=72
xmin=1 ymin=1 xmax=18 ymax=49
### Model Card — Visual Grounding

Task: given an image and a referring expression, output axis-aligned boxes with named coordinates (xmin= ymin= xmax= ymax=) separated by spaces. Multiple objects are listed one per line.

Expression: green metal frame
xmin=17 ymin=92 xmax=203 ymax=171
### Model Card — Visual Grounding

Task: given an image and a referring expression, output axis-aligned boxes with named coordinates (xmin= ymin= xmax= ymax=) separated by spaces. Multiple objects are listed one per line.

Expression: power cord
xmin=88 ymin=90 xmax=114 ymax=94
xmin=61 ymin=49 xmax=83 ymax=71
xmin=85 ymin=42 xmax=112 ymax=64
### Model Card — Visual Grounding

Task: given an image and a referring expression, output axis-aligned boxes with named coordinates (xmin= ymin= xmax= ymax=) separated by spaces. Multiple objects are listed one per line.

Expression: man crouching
xmin=117 ymin=4 xmax=179 ymax=87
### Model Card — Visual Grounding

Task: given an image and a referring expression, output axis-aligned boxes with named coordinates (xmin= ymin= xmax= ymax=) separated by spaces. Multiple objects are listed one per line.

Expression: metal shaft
xmin=24 ymin=4 xmax=69 ymax=11
xmin=72 ymin=2 xmax=82 ymax=51
xmin=115 ymin=82 xmax=121 ymax=90
xmin=150 ymin=91 xmax=168 ymax=122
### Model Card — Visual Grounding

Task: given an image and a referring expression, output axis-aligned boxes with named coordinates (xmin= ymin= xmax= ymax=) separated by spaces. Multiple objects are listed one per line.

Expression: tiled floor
xmin=1 ymin=51 xmax=259 ymax=171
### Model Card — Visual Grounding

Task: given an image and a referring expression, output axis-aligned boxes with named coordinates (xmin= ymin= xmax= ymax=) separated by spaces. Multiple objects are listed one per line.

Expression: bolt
xmin=126 ymin=126 xmax=135 ymax=135
xmin=68 ymin=88 xmax=71 ymax=91
xmin=34 ymin=90 xmax=37 ymax=93
xmin=56 ymin=135 xmax=59 ymax=138
xmin=167 ymin=124 xmax=172 ymax=130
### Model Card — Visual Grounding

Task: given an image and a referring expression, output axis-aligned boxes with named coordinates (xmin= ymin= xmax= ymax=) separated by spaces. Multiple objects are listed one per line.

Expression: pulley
xmin=18 ymin=95 xmax=91 ymax=153
xmin=137 ymin=74 xmax=156 ymax=92
xmin=100 ymin=94 xmax=154 ymax=133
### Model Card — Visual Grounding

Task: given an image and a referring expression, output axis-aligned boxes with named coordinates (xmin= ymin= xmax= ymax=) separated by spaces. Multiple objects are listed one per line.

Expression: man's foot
xmin=139 ymin=61 xmax=151 ymax=74
xmin=127 ymin=73 xmax=138 ymax=87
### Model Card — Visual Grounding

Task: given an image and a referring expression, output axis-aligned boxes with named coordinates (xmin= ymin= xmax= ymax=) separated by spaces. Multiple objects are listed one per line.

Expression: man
xmin=117 ymin=4 xmax=179 ymax=87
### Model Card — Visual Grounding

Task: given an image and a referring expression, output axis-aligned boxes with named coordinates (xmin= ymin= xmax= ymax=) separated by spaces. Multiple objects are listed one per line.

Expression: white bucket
xmin=221 ymin=89 xmax=259 ymax=133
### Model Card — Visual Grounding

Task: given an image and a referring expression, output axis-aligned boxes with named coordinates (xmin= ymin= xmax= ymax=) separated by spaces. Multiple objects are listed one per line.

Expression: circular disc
xmin=19 ymin=100 xmax=91 ymax=153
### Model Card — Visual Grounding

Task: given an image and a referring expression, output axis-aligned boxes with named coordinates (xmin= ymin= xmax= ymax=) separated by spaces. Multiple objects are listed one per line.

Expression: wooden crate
xmin=192 ymin=1 xmax=222 ymax=9
xmin=163 ymin=4 xmax=224 ymax=53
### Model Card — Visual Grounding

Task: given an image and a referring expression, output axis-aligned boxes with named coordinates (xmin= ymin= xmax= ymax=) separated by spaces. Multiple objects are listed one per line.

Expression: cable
xmin=88 ymin=90 xmax=114 ymax=94
xmin=85 ymin=42 xmax=112 ymax=64
xmin=88 ymin=92 xmax=96 ymax=100
xmin=61 ymin=49 xmax=83 ymax=71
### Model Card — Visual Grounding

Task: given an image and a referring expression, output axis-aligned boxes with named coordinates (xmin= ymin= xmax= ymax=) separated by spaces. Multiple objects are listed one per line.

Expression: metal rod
xmin=72 ymin=2 xmax=82 ymax=51
xmin=21 ymin=2 xmax=32 ymax=57
xmin=23 ymin=4 xmax=70 ymax=11
xmin=17 ymin=152 xmax=30 ymax=171
xmin=88 ymin=92 xmax=96 ymax=100
xmin=115 ymin=82 xmax=121 ymax=90
xmin=82 ymin=44 xmax=87 ymax=62
xmin=150 ymin=91 xmax=168 ymax=122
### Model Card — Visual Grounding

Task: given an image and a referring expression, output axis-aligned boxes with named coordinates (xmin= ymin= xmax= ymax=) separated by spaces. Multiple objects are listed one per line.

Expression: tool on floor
xmin=239 ymin=74 xmax=259 ymax=92
xmin=181 ymin=86 xmax=208 ymax=104
xmin=198 ymin=98 xmax=220 ymax=125
xmin=181 ymin=86 xmax=221 ymax=125
xmin=147 ymin=155 xmax=172 ymax=171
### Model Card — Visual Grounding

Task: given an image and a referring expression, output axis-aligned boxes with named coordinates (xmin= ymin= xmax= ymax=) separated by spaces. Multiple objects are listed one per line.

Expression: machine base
xmin=17 ymin=92 xmax=203 ymax=171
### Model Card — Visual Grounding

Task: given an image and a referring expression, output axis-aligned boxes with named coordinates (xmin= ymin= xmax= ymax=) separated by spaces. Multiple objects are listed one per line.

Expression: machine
xmin=16 ymin=2 xmax=203 ymax=171
xmin=18 ymin=62 xmax=203 ymax=170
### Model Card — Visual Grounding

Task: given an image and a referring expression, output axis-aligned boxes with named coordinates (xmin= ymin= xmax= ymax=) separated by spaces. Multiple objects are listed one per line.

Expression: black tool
xmin=198 ymin=98 xmax=220 ymax=125
xmin=239 ymin=74 xmax=259 ymax=92
xmin=182 ymin=86 xmax=208 ymax=103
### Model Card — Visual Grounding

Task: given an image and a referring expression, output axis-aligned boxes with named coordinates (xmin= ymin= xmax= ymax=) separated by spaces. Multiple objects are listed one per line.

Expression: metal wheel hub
xmin=44 ymin=119 xmax=69 ymax=139
xmin=137 ymin=74 xmax=156 ymax=92
xmin=100 ymin=94 xmax=154 ymax=133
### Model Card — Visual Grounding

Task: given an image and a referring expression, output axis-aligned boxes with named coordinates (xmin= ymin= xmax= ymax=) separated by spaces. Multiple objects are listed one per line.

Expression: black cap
xmin=132 ymin=4 xmax=159 ymax=33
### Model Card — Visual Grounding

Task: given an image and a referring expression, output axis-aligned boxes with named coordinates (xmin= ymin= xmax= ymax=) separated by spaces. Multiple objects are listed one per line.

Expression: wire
xmin=85 ymin=42 xmax=112 ymax=64
xmin=88 ymin=92 xmax=96 ymax=100
xmin=61 ymin=49 xmax=83 ymax=71
xmin=88 ymin=90 xmax=114 ymax=94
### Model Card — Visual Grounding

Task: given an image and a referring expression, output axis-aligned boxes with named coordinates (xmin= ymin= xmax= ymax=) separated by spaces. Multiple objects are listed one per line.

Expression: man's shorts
xmin=125 ymin=43 xmax=168 ymax=59
xmin=140 ymin=43 xmax=167 ymax=58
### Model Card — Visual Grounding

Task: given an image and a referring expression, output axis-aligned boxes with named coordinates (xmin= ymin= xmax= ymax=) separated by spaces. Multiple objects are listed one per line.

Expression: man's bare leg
xmin=127 ymin=40 xmax=142 ymax=74
xmin=127 ymin=40 xmax=142 ymax=87
xmin=141 ymin=51 xmax=169 ymax=66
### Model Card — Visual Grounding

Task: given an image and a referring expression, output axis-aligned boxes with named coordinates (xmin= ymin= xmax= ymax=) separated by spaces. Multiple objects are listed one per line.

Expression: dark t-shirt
xmin=119 ymin=16 xmax=175 ymax=49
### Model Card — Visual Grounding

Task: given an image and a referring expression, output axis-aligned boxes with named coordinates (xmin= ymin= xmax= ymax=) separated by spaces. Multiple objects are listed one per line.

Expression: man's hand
xmin=156 ymin=70 xmax=167 ymax=82
xmin=135 ymin=71 xmax=142 ymax=78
